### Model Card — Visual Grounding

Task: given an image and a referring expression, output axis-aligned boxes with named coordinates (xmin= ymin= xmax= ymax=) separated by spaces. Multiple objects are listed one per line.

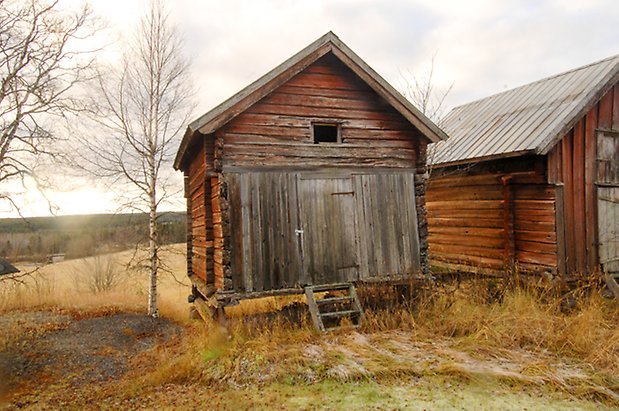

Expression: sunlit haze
xmin=4 ymin=0 xmax=619 ymax=217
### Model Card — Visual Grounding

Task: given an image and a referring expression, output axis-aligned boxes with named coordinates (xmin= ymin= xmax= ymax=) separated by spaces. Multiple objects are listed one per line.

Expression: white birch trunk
xmin=148 ymin=180 xmax=159 ymax=318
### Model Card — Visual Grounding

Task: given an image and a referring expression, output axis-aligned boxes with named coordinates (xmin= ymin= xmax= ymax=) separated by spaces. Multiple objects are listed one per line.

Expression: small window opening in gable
xmin=312 ymin=123 xmax=340 ymax=144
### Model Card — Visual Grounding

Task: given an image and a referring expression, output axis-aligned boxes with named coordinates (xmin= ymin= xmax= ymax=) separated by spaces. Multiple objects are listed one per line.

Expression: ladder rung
xmin=325 ymin=324 xmax=360 ymax=331
xmin=308 ymin=283 xmax=351 ymax=292
xmin=320 ymin=309 xmax=360 ymax=319
xmin=316 ymin=296 xmax=353 ymax=305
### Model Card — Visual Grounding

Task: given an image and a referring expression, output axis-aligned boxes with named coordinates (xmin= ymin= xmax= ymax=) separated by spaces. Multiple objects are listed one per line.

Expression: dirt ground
xmin=0 ymin=311 xmax=180 ymax=407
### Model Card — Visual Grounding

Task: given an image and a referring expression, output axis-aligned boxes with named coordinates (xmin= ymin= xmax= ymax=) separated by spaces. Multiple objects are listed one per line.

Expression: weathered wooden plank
xmin=276 ymin=84 xmax=377 ymax=100
xmin=426 ymin=217 xmax=503 ymax=229
xmin=512 ymin=199 xmax=556 ymax=210
xmin=515 ymin=229 xmax=557 ymax=244
xmin=426 ymin=200 xmax=504 ymax=211
xmin=264 ymin=91 xmax=385 ymax=112
xmin=597 ymin=187 xmax=619 ymax=273
xmin=584 ymin=105 xmax=598 ymax=272
xmin=285 ymin=71 xmax=369 ymax=91
xmin=516 ymin=240 xmax=557 ymax=255
xmin=562 ymin=131 xmax=576 ymax=273
xmin=426 ymin=185 xmax=503 ymax=201
xmin=428 ymin=226 xmax=504 ymax=238
xmin=513 ymin=186 xmax=557 ymax=200
xmin=613 ymin=84 xmax=619 ymax=130
xmin=572 ymin=119 xmax=586 ymax=272
xmin=515 ymin=251 xmax=557 ymax=267
xmin=430 ymin=251 xmax=506 ymax=268
xmin=429 ymin=174 xmax=502 ymax=188
xmin=430 ymin=243 xmax=506 ymax=259
xmin=554 ymin=186 xmax=567 ymax=275
xmin=428 ymin=233 xmax=504 ymax=248
xmin=224 ymin=142 xmax=417 ymax=160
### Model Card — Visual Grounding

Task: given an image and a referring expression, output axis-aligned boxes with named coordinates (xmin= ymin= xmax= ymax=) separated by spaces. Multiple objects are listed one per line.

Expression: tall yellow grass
xmin=361 ymin=278 xmax=619 ymax=373
xmin=0 ymin=244 xmax=191 ymax=321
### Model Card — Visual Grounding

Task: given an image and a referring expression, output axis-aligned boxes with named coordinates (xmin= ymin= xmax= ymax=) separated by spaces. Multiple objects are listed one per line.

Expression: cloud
xmin=4 ymin=0 xmax=618 ymax=217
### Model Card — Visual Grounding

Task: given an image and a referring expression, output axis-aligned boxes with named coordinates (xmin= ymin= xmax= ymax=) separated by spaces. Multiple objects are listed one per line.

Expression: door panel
xmin=298 ymin=176 xmax=359 ymax=284
xmin=597 ymin=130 xmax=619 ymax=274
xmin=231 ymin=170 xmax=420 ymax=292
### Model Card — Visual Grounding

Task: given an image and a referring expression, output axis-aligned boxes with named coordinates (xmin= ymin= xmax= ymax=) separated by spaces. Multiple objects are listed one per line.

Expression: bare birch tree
xmin=0 ymin=0 xmax=97 ymax=215
xmin=400 ymin=52 xmax=454 ymax=178
xmin=400 ymin=52 xmax=453 ymax=125
xmin=77 ymin=0 xmax=194 ymax=317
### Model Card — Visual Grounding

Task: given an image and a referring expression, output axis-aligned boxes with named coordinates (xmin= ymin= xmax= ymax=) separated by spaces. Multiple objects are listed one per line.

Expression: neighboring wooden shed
xmin=174 ymin=32 xmax=447 ymax=313
xmin=428 ymin=55 xmax=619 ymax=281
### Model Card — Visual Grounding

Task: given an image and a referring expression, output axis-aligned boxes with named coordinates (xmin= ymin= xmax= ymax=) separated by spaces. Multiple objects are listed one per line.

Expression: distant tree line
xmin=0 ymin=212 xmax=185 ymax=262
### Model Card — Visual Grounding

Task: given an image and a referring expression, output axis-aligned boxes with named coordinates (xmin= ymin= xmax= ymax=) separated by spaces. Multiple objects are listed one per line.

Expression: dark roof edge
xmin=431 ymin=149 xmax=537 ymax=168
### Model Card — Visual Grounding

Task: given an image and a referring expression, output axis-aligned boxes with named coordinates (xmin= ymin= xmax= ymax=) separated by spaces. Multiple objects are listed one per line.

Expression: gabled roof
xmin=432 ymin=54 xmax=619 ymax=166
xmin=174 ymin=31 xmax=448 ymax=170
xmin=0 ymin=257 xmax=19 ymax=276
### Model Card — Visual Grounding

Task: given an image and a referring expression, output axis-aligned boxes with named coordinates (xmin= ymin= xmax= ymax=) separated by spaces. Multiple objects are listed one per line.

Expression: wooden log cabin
xmin=174 ymin=32 xmax=447 ymax=311
xmin=428 ymin=55 xmax=619 ymax=280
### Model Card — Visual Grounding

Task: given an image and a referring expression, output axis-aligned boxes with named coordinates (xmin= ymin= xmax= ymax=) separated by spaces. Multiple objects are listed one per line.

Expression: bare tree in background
xmin=77 ymin=0 xmax=194 ymax=318
xmin=400 ymin=52 xmax=453 ymax=125
xmin=0 ymin=0 xmax=97 ymax=215
xmin=400 ymin=52 xmax=454 ymax=177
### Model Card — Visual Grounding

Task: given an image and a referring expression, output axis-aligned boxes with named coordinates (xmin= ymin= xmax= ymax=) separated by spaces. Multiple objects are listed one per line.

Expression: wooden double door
xmin=227 ymin=171 xmax=420 ymax=292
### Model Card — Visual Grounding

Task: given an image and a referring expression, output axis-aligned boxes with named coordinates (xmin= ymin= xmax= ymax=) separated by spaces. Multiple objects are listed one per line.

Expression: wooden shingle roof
xmin=432 ymin=54 xmax=619 ymax=166
xmin=174 ymin=31 xmax=448 ymax=170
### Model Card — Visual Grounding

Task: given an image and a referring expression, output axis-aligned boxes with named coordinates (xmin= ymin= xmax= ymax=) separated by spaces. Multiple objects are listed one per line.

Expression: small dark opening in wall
xmin=313 ymin=124 xmax=339 ymax=144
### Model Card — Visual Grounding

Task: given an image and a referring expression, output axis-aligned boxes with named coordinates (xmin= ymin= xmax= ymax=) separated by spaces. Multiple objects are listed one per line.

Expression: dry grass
xmin=0 ymin=244 xmax=191 ymax=322
xmin=360 ymin=278 xmax=619 ymax=374
xmin=1 ymin=248 xmax=618 ymax=407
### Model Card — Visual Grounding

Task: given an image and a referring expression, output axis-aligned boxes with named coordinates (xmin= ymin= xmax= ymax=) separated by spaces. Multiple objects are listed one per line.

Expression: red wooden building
xmin=174 ymin=32 xmax=446 ymax=316
xmin=428 ymin=55 xmax=619 ymax=283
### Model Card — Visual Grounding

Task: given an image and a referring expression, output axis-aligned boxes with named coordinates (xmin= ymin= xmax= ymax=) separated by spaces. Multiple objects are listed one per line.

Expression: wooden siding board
xmin=561 ymin=131 xmax=575 ymax=273
xmin=584 ymin=106 xmax=599 ymax=272
xmin=554 ymin=186 xmax=567 ymax=275
xmin=573 ymin=121 xmax=586 ymax=272
xmin=614 ymin=84 xmax=619 ymax=129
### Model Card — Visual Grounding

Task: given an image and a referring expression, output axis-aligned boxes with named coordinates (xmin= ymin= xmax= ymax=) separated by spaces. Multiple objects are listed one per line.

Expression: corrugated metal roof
xmin=432 ymin=54 xmax=619 ymax=166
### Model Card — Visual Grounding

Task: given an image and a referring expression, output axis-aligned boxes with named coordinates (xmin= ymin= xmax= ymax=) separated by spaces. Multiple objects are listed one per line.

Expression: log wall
xmin=220 ymin=53 xmax=423 ymax=170
xmin=184 ymin=135 xmax=216 ymax=290
xmin=427 ymin=157 xmax=558 ymax=274
xmin=547 ymin=83 xmax=619 ymax=275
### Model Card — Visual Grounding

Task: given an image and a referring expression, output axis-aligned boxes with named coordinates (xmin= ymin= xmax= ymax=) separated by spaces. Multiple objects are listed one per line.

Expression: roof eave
xmin=431 ymin=149 xmax=538 ymax=168
xmin=173 ymin=126 xmax=196 ymax=170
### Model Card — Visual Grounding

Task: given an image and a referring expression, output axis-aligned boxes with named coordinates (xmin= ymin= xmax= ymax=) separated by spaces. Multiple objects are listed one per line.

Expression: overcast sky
xmin=4 ymin=0 xmax=619 ymax=217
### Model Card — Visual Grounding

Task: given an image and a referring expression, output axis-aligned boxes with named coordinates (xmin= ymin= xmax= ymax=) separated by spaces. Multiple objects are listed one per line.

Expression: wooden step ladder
xmin=305 ymin=283 xmax=365 ymax=332
xmin=603 ymin=271 xmax=619 ymax=299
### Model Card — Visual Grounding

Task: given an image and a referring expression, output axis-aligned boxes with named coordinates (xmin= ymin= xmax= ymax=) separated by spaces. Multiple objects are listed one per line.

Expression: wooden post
xmin=184 ymin=174 xmax=193 ymax=280
xmin=501 ymin=176 xmax=516 ymax=267
xmin=554 ymin=185 xmax=567 ymax=277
